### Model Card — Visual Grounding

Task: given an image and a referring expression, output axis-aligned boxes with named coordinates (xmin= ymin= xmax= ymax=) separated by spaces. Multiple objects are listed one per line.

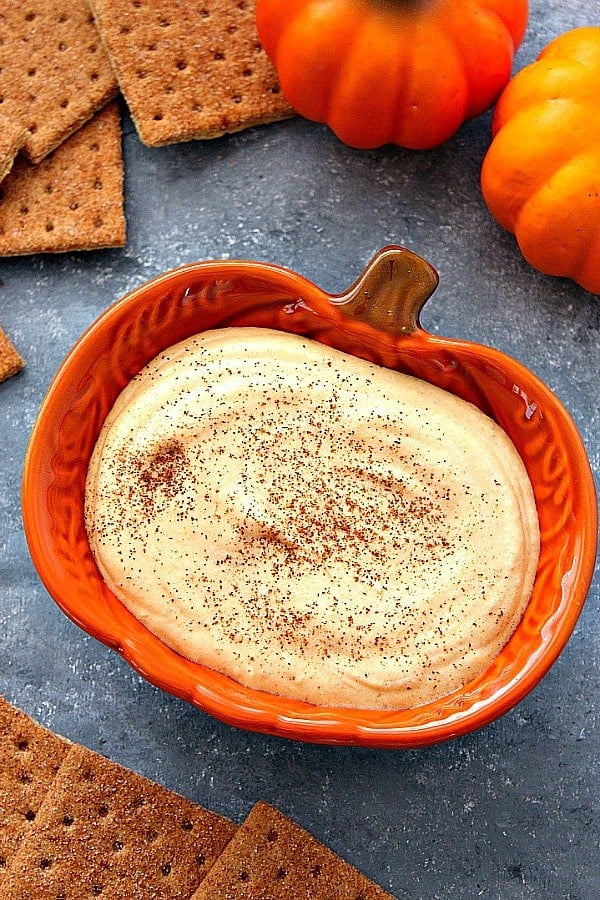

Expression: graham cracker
xmin=0 ymin=102 xmax=126 ymax=257
xmin=190 ymin=800 xmax=395 ymax=900
xmin=88 ymin=0 xmax=294 ymax=146
xmin=0 ymin=114 xmax=28 ymax=184
xmin=0 ymin=696 xmax=70 ymax=884
xmin=0 ymin=742 xmax=237 ymax=898
xmin=0 ymin=0 xmax=119 ymax=164
xmin=0 ymin=327 xmax=24 ymax=382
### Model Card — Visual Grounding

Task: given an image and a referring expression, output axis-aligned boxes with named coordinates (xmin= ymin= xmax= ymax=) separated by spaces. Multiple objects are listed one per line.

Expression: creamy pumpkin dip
xmin=85 ymin=327 xmax=540 ymax=709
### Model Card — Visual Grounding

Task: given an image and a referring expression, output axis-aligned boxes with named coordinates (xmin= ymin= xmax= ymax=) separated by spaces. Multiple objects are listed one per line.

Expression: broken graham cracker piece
xmin=0 ymin=114 xmax=28 ymax=184
xmin=0 ymin=102 xmax=126 ymax=257
xmin=0 ymin=0 xmax=119 ymax=165
xmin=0 ymin=742 xmax=237 ymax=898
xmin=88 ymin=0 xmax=294 ymax=146
xmin=0 ymin=327 xmax=24 ymax=383
xmin=190 ymin=800 xmax=395 ymax=900
xmin=0 ymin=695 xmax=70 ymax=883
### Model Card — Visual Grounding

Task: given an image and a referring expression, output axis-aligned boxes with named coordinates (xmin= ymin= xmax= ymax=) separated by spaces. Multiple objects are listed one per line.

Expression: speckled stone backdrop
xmin=1 ymin=2 xmax=598 ymax=897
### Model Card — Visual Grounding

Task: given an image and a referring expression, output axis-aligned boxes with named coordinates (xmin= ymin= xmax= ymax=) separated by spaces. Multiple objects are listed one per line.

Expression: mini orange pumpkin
xmin=481 ymin=27 xmax=600 ymax=295
xmin=256 ymin=0 xmax=528 ymax=150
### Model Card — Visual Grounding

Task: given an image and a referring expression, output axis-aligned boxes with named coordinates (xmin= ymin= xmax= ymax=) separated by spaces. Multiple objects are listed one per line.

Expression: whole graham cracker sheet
xmin=88 ymin=0 xmax=294 ymax=146
xmin=0 ymin=102 xmax=126 ymax=257
xmin=0 ymin=0 xmax=119 ymax=165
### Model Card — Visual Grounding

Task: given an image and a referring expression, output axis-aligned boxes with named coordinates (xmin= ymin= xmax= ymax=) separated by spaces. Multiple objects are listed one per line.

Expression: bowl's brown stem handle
xmin=331 ymin=246 xmax=439 ymax=335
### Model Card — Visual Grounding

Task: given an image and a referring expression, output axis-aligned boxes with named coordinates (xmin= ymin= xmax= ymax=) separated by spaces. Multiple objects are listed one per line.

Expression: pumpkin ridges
xmin=389 ymin=21 xmax=469 ymax=150
xmin=515 ymin=150 xmax=600 ymax=291
xmin=481 ymin=100 xmax=600 ymax=232
xmin=538 ymin=25 xmax=600 ymax=69
xmin=442 ymin=0 xmax=520 ymax=119
xmin=492 ymin=57 xmax=600 ymax=134
xmin=576 ymin=233 xmax=600 ymax=296
xmin=272 ymin=3 xmax=363 ymax=124
xmin=327 ymin=18 xmax=406 ymax=149
xmin=255 ymin=0 xmax=308 ymax=59
xmin=476 ymin=0 xmax=529 ymax=48
xmin=256 ymin=0 xmax=528 ymax=150
xmin=481 ymin=26 xmax=600 ymax=292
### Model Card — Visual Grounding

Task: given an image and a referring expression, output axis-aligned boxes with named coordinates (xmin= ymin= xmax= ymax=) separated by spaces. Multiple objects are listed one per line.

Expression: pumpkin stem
xmin=332 ymin=245 xmax=439 ymax=335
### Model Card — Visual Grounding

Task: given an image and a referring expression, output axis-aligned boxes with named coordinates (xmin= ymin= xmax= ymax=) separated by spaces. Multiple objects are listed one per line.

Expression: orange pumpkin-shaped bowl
xmin=21 ymin=247 xmax=597 ymax=748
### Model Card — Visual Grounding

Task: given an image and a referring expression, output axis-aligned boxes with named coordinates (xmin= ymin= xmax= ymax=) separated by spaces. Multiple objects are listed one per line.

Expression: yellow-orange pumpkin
xmin=256 ymin=0 xmax=528 ymax=150
xmin=481 ymin=27 xmax=600 ymax=295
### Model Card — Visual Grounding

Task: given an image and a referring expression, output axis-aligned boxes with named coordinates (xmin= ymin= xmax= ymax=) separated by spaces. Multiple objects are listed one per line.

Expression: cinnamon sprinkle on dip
xmin=85 ymin=327 xmax=540 ymax=709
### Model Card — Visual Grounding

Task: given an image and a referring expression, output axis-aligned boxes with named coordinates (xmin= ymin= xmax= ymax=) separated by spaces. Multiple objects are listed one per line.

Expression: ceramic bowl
xmin=22 ymin=247 xmax=598 ymax=748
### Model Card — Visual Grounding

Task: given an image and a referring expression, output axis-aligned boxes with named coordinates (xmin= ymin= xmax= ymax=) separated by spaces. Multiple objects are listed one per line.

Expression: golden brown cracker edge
xmin=0 ymin=327 xmax=24 ymax=382
xmin=0 ymin=114 xmax=28 ymax=184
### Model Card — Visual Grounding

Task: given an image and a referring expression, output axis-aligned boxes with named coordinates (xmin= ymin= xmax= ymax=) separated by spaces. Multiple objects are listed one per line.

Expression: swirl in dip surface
xmin=85 ymin=327 xmax=540 ymax=709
